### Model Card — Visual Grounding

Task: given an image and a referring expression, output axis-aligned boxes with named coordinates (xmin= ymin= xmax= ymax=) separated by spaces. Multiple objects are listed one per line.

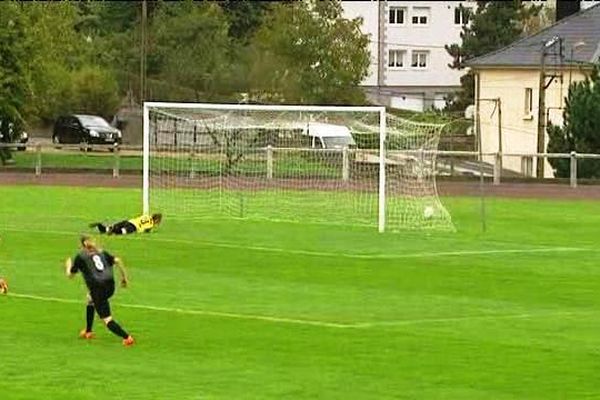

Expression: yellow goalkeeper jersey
xmin=128 ymin=214 xmax=155 ymax=233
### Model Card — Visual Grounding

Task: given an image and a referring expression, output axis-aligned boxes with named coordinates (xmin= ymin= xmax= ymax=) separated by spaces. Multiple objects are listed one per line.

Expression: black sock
xmin=107 ymin=320 xmax=129 ymax=339
xmin=86 ymin=305 xmax=95 ymax=332
xmin=89 ymin=222 xmax=108 ymax=233
xmin=88 ymin=223 xmax=106 ymax=233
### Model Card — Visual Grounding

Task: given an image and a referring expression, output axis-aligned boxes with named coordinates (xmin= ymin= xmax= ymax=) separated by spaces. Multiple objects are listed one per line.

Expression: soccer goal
xmin=143 ymin=102 xmax=454 ymax=232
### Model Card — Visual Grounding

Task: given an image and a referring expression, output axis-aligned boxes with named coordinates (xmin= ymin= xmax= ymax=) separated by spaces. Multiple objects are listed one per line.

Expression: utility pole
xmin=474 ymin=73 xmax=486 ymax=233
xmin=536 ymin=43 xmax=546 ymax=179
xmin=497 ymin=97 xmax=502 ymax=172
xmin=140 ymin=0 xmax=147 ymax=105
xmin=536 ymin=36 xmax=560 ymax=179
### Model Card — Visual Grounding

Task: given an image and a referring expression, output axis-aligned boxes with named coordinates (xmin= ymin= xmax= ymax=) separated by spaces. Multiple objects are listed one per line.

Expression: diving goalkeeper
xmin=89 ymin=213 xmax=162 ymax=235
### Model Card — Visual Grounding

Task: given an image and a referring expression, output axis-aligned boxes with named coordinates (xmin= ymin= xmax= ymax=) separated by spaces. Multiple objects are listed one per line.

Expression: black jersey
xmin=70 ymin=250 xmax=116 ymax=289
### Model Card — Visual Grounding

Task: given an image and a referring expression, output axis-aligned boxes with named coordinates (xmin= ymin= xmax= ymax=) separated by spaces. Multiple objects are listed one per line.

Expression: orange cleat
xmin=79 ymin=330 xmax=95 ymax=339
xmin=122 ymin=336 xmax=135 ymax=347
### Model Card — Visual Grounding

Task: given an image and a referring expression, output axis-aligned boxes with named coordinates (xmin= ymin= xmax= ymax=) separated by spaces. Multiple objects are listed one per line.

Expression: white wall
xmin=383 ymin=1 xmax=468 ymax=87
xmin=341 ymin=1 xmax=379 ymax=87
xmin=581 ymin=0 xmax=600 ymax=10
xmin=390 ymin=95 xmax=424 ymax=112
xmin=342 ymin=1 xmax=473 ymax=90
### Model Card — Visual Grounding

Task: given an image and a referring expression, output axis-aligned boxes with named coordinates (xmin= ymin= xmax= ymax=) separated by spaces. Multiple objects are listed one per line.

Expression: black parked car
xmin=53 ymin=114 xmax=122 ymax=147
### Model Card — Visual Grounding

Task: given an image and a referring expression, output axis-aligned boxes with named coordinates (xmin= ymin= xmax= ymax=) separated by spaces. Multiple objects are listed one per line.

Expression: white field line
xmin=0 ymin=227 xmax=589 ymax=260
xmin=352 ymin=310 xmax=596 ymax=328
xmin=135 ymin=237 xmax=587 ymax=259
xmin=6 ymin=292 xmax=594 ymax=330
xmin=7 ymin=292 xmax=355 ymax=329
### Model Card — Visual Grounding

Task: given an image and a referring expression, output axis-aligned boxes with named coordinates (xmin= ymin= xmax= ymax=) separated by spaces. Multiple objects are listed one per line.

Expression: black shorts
xmin=109 ymin=221 xmax=137 ymax=235
xmin=89 ymin=280 xmax=115 ymax=319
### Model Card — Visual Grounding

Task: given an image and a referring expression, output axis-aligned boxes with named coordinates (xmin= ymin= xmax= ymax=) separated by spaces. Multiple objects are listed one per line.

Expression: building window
xmin=389 ymin=7 xmax=405 ymax=24
xmin=412 ymin=7 xmax=430 ymax=25
xmin=411 ymin=51 xmax=429 ymax=68
xmin=524 ymin=88 xmax=533 ymax=115
xmin=454 ymin=6 xmax=471 ymax=25
xmin=388 ymin=50 xmax=405 ymax=68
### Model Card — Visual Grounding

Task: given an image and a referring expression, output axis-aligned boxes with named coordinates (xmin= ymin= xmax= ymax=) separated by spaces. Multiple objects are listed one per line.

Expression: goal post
xmin=378 ymin=107 xmax=386 ymax=233
xmin=142 ymin=102 xmax=454 ymax=233
xmin=142 ymin=103 xmax=151 ymax=215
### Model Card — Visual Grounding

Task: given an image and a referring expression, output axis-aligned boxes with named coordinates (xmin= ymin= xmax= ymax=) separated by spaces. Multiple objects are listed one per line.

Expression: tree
xmin=71 ymin=65 xmax=120 ymax=119
xmin=248 ymin=0 xmax=370 ymax=105
xmin=75 ymin=1 xmax=139 ymax=36
xmin=521 ymin=4 xmax=555 ymax=36
xmin=205 ymin=127 xmax=262 ymax=175
xmin=18 ymin=2 xmax=83 ymax=123
xmin=0 ymin=3 xmax=29 ymax=164
xmin=218 ymin=1 xmax=273 ymax=43
xmin=445 ymin=1 xmax=541 ymax=111
xmin=18 ymin=2 xmax=122 ymax=123
xmin=74 ymin=1 xmax=142 ymax=97
xmin=150 ymin=2 xmax=233 ymax=101
xmin=547 ymin=66 xmax=600 ymax=178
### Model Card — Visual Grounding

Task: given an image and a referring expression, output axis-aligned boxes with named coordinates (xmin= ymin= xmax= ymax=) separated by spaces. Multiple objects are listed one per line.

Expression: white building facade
xmin=342 ymin=0 xmax=599 ymax=112
xmin=581 ymin=0 xmax=600 ymax=9
xmin=342 ymin=1 xmax=477 ymax=111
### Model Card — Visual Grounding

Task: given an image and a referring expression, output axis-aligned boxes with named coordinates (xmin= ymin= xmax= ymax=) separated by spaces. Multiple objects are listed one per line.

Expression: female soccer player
xmin=89 ymin=213 xmax=162 ymax=235
xmin=65 ymin=235 xmax=134 ymax=346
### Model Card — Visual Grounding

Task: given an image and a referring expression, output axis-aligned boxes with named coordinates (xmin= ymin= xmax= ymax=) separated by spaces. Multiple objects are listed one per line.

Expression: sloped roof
xmin=467 ymin=3 xmax=600 ymax=68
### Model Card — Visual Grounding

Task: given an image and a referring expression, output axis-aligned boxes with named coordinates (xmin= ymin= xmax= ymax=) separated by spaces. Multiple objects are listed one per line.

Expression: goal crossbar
xmin=143 ymin=102 xmax=385 ymax=113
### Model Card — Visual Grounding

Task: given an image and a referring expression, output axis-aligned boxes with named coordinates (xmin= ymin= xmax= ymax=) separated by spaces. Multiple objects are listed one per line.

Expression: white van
xmin=303 ymin=122 xmax=356 ymax=149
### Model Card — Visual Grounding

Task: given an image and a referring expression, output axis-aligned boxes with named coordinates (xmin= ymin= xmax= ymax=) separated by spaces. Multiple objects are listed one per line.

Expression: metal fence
xmin=1 ymin=142 xmax=599 ymax=188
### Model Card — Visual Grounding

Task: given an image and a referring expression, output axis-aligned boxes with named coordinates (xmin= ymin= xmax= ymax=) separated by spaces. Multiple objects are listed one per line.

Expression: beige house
xmin=467 ymin=3 xmax=600 ymax=178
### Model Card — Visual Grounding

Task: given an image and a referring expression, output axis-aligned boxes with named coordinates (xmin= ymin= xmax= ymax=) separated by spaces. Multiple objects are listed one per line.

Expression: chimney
xmin=556 ymin=0 xmax=580 ymax=21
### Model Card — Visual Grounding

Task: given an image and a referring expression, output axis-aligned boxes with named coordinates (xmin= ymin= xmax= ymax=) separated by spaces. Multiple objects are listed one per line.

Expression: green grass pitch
xmin=1 ymin=185 xmax=600 ymax=399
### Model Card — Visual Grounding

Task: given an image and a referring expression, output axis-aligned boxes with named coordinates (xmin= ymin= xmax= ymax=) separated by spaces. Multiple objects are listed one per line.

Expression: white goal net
xmin=143 ymin=102 xmax=454 ymax=232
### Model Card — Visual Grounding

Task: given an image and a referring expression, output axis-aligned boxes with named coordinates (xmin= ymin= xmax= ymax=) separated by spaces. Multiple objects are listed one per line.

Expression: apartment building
xmin=342 ymin=1 xmax=477 ymax=111
xmin=342 ymin=0 xmax=599 ymax=112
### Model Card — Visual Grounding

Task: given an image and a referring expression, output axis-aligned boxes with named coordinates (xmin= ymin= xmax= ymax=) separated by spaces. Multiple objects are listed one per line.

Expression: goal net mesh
xmin=145 ymin=105 xmax=454 ymax=232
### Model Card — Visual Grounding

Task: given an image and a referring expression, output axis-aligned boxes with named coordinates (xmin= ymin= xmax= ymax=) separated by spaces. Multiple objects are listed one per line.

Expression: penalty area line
xmin=6 ymin=292 xmax=355 ymax=329
xmin=143 ymin=236 xmax=586 ymax=259
xmin=352 ymin=310 xmax=596 ymax=328
xmin=6 ymin=293 xmax=594 ymax=330
xmin=0 ymin=227 xmax=589 ymax=260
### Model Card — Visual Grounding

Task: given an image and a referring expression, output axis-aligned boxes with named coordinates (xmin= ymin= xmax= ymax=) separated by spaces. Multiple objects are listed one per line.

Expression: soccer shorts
xmin=109 ymin=221 xmax=137 ymax=235
xmin=89 ymin=280 xmax=115 ymax=319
